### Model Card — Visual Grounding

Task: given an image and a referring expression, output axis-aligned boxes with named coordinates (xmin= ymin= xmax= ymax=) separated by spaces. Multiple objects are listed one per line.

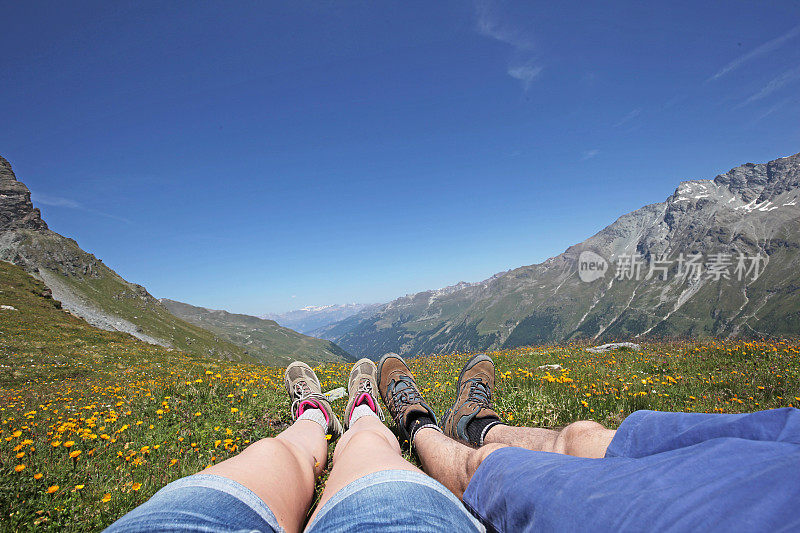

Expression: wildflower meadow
xmin=1 ymin=339 xmax=798 ymax=530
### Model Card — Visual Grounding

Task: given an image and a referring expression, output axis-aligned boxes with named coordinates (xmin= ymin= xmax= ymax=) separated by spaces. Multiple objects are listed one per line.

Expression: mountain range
xmin=261 ymin=303 xmax=376 ymax=335
xmin=318 ymin=152 xmax=800 ymax=358
xmin=162 ymin=299 xmax=353 ymax=365
xmin=0 ymin=155 xmax=350 ymax=365
xmin=4 ymin=151 xmax=798 ymax=363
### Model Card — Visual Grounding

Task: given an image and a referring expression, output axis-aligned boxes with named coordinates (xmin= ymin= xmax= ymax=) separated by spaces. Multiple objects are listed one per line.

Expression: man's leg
xmin=384 ymin=352 xmax=615 ymax=498
xmin=413 ymin=421 xmax=615 ymax=499
xmin=483 ymin=421 xmax=615 ymax=458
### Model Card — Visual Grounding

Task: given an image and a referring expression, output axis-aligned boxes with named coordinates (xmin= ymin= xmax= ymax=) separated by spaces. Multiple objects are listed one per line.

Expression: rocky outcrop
xmin=0 ymin=156 xmax=47 ymax=231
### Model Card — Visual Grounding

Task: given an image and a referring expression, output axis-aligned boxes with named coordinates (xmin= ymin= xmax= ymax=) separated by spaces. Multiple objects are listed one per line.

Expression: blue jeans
xmin=463 ymin=408 xmax=800 ymax=533
xmin=105 ymin=469 xmax=484 ymax=532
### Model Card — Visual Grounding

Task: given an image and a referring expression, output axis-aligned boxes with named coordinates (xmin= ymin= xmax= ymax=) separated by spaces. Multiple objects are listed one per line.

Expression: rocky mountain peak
xmin=714 ymin=151 xmax=800 ymax=202
xmin=0 ymin=155 xmax=48 ymax=231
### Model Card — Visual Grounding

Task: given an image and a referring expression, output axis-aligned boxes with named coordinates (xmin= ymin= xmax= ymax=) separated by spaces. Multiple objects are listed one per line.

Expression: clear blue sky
xmin=2 ymin=1 xmax=799 ymax=314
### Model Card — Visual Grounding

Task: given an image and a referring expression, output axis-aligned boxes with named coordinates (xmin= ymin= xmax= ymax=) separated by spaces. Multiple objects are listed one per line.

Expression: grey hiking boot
xmin=440 ymin=353 xmax=505 ymax=446
xmin=284 ymin=361 xmax=344 ymax=438
xmin=344 ymin=358 xmax=385 ymax=428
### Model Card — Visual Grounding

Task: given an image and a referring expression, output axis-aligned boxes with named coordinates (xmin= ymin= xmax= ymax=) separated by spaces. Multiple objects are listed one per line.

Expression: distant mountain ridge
xmin=324 ymin=152 xmax=800 ymax=358
xmin=262 ymin=303 xmax=375 ymax=334
xmin=161 ymin=299 xmax=353 ymax=365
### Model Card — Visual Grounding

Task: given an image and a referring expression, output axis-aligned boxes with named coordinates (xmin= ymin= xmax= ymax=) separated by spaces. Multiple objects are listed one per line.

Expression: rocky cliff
xmin=0 ymin=156 xmax=47 ymax=231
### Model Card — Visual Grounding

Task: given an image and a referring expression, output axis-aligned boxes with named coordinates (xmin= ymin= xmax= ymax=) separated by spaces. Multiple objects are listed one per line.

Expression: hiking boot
xmin=377 ymin=352 xmax=440 ymax=445
xmin=344 ymin=358 xmax=385 ymax=427
xmin=284 ymin=361 xmax=343 ymax=438
xmin=440 ymin=353 xmax=504 ymax=446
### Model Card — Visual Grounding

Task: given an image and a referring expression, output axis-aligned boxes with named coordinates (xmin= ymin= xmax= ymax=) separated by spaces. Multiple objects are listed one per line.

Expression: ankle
xmin=297 ymin=404 xmax=328 ymax=432
xmin=466 ymin=417 xmax=504 ymax=447
xmin=349 ymin=402 xmax=379 ymax=425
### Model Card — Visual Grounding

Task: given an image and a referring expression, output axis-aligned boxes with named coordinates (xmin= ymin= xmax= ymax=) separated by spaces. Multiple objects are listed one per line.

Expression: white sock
xmin=298 ymin=407 xmax=327 ymax=432
xmin=349 ymin=403 xmax=378 ymax=425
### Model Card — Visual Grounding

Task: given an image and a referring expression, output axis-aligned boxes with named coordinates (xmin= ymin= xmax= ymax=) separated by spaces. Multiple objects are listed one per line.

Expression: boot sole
xmin=345 ymin=358 xmax=379 ymax=429
xmin=349 ymin=358 xmax=377 ymax=393
xmin=455 ymin=353 xmax=493 ymax=396
xmin=376 ymin=352 xmax=404 ymax=388
xmin=284 ymin=361 xmax=321 ymax=396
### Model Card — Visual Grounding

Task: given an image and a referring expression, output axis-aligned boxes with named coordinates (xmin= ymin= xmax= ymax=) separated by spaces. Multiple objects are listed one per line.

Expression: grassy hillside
xmin=0 ymin=260 xmax=225 ymax=387
xmin=161 ymin=299 xmax=353 ymax=365
xmin=1 ymin=231 xmax=252 ymax=362
xmin=1 ymin=267 xmax=798 ymax=530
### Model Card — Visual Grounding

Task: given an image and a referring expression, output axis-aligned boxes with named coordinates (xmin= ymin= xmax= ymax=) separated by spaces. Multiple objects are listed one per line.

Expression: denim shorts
xmin=463 ymin=408 xmax=800 ymax=533
xmin=105 ymin=469 xmax=484 ymax=532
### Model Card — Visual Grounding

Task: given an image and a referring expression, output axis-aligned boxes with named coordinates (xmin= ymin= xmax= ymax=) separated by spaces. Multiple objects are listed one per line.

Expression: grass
xmin=2 ymin=262 xmax=799 ymax=530
xmin=2 ymin=340 xmax=799 ymax=531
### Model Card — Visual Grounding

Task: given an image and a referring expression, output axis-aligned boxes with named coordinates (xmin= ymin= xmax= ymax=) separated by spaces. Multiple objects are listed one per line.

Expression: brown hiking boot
xmin=344 ymin=358 xmax=385 ymax=427
xmin=284 ymin=361 xmax=343 ymax=438
xmin=377 ymin=353 xmax=440 ymax=445
xmin=440 ymin=353 xmax=504 ymax=446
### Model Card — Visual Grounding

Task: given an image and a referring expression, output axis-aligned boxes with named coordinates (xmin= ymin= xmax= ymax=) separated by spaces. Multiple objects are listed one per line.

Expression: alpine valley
xmin=317 ymin=153 xmax=800 ymax=358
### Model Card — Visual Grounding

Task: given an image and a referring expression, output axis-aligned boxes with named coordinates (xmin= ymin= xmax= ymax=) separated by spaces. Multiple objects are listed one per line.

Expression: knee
xmin=258 ymin=437 xmax=300 ymax=463
xmin=552 ymin=420 xmax=606 ymax=455
xmin=466 ymin=443 xmax=506 ymax=479
xmin=334 ymin=425 xmax=399 ymax=459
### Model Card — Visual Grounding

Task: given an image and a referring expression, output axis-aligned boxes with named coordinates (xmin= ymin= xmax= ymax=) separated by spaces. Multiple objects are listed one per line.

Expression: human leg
xmin=386 ymin=353 xmax=614 ymax=498
xmin=460 ymin=411 xmax=800 ymax=532
xmin=307 ymin=358 xmax=482 ymax=532
xmin=106 ymin=361 xmax=342 ymax=533
xmin=483 ymin=421 xmax=615 ymax=457
xmin=203 ymin=419 xmax=326 ymax=533
xmin=203 ymin=361 xmax=343 ymax=532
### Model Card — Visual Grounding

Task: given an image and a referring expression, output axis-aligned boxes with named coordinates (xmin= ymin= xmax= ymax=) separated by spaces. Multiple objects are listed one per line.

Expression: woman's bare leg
xmin=307 ymin=415 xmax=422 ymax=524
xmin=203 ymin=419 xmax=328 ymax=533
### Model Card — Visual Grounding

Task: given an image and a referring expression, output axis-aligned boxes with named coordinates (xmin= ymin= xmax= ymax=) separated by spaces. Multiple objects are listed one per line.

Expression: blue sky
xmin=2 ymin=1 xmax=799 ymax=314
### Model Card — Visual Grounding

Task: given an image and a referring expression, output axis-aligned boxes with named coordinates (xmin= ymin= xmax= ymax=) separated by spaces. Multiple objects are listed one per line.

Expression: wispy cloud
xmin=755 ymin=98 xmax=793 ymax=122
xmin=613 ymin=108 xmax=642 ymax=128
xmin=707 ymin=24 xmax=800 ymax=82
xmin=474 ymin=1 xmax=542 ymax=90
xmin=738 ymin=64 xmax=800 ymax=107
xmin=475 ymin=2 xmax=533 ymax=50
xmin=581 ymin=149 xmax=601 ymax=161
xmin=34 ymin=193 xmax=81 ymax=209
xmin=31 ymin=191 xmax=132 ymax=224
xmin=507 ymin=65 xmax=543 ymax=90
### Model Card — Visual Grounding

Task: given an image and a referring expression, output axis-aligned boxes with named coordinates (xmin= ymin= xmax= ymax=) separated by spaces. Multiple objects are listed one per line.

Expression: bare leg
xmin=484 ymin=421 xmax=616 ymax=458
xmin=413 ymin=427 xmax=507 ymax=499
xmin=414 ymin=421 xmax=616 ymax=499
xmin=308 ymin=416 xmax=423 ymax=524
xmin=203 ymin=419 xmax=327 ymax=533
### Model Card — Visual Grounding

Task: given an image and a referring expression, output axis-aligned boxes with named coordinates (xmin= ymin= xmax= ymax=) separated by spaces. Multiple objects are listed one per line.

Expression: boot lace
xmin=387 ymin=376 xmax=423 ymax=424
xmin=290 ymin=380 xmax=326 ymax=420
xmin=466 ymin=378 xmax=492 ymax=408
